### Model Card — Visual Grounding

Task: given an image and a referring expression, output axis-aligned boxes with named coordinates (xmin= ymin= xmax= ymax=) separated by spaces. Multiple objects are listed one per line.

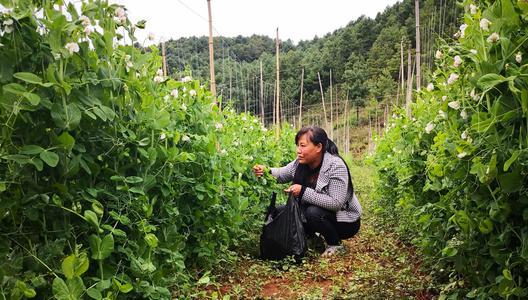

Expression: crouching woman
xmin=253 ymin=126 xmax=362 ymax=257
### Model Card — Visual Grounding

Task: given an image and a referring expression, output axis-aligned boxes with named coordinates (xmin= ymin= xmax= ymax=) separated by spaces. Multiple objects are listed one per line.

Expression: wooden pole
xmin=161 ymin=41 xmax=167 ymax=76
xmin=207 ymin=0 xmax=217 ymax=98
xmin=406 ymin=47 xmax=413 ymax=116
xmin=298 ymin=68 xmax=304 ymax=128
xmin=345 ymin=93 xmax=350 ymax=155
xmin=396 ymin=39 xmax=404 ymax=107
xmin=330 ymin=69 xmax=334 ymax=140
xmin=260 ymin=61 xmax=265 ymax=121
xmin=415 ymin=0 xmax=421 ymax=91
xmin=317 ymin=72 xmax=329 ymax=127
xmin=275 ymin=28 xmax=280 ymax=137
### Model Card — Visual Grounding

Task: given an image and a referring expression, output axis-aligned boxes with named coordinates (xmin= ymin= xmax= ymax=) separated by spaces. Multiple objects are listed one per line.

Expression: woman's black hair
xmin=294 ymin=126 xmax=354 ymax=200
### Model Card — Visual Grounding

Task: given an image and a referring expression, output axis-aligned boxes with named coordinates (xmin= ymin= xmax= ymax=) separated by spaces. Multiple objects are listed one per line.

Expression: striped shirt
xmin=270 ymin=153 xmax=362 ymax=223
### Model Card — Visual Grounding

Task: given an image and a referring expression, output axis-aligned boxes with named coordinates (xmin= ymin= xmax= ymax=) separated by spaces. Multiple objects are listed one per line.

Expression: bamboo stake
xmin=207 ymin=0 xmax=217 ymax=98
xmin=260 ymin=61 xmax=264 ymax=121
xmin=330 ymin=69 xmax=334 ymax=140
xmin=415 ymin=0 xmax=421 ymax=91
xmin=405 ymin=47 xmax=413 ymax=116
xmin=317 ymin=72 xmax=329 ymax=128
xmin=275 ymin=28 xmax=280 ymax=137
xmin=298 ymin=68 xmax=304 ymax=128
xmin=161 ymin=41 xmax=167 ymax=76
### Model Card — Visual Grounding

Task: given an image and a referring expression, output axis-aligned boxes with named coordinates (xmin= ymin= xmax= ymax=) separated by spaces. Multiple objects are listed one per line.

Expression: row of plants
xmin=372 ymin=0 xmax=528 ymax=298
xmin=0 ymin=0 xmax=294 ymax=298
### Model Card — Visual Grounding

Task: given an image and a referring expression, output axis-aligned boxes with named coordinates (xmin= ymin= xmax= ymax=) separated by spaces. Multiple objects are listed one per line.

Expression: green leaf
xmin=503 ymin=150 xmax=521 ymax=171
xmin=0 ymin=182 xmax=6 ymax=192
xmin=86 ymin=288 xmax=102 ymax=300
xmin=197 ymin=273 xmax=210 ymax=285
xmin=442 ymin=246 xmax=458 ymax=257
xmin=112 ymin=278 xmax=133 ymax=293
xmin=478 ymin=218 xmax=493 ymax=234
xmin=477 ymin=73 xmax=508 ymax=91
xmin=144 ymin=233 xmax=158 ymax=248
xmin=124 ymin=176 xmax=143 ymax=183
xmin=57 ymin=132 xmax=75 ymax=152
xmin=84 ymin=210 xmax=99 ymax=230
xmin=40 ymin=150 xmax=59 ymax=167
xmin=23 ymin=92 xmax=41 ymax=105
xmin=14 ymin=72 xmax=42 ymax=84
xmin=498 ymin=169 xmax=522 ymax=193
xmin=51 ymin=103 xmax=82 ymax=130
xmin=503 ymin=269 xmax=513 ymax=281
xmin=20 ymin=145 xmax=45 ymax=155
xmin=2 ymin=154 xmax=31 ymax=164
xmin=88 ymin=234 xmax=114 ymax=260
xmin=91 ymin=200 xmax=104 ymax=216
xmin=129 ymin=187 xmax=145 ymax=195
xmin=3 ymin=83 xmax=27 ymax=95
xmin=61 ymin=253 xmax=89 ymax=279
xmin=52 ymin=277 xmax=85 ymax=300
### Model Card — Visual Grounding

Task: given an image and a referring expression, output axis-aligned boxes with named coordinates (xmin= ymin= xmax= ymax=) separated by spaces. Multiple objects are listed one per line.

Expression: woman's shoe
xmin=321 ymin=245 xmax=345 ymax=257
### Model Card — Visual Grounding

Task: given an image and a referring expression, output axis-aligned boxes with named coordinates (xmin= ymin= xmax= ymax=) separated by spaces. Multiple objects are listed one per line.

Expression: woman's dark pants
xmin=303 ymin=204 xmax=360 ymax=246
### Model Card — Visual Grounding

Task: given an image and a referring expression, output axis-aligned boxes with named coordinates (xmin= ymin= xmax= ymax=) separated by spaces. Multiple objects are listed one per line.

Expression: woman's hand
xmin=284 ymin=184 xmax=302 ymax=197
xmin=253 ymin=164 xmax=267 ymax=177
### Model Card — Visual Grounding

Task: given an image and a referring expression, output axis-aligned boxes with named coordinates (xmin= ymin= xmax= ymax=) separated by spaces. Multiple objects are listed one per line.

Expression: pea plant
xmin=372 ymin=0 xmax=528 ymax=298
xmin=0 ymin=0 xmax=294 ymax=298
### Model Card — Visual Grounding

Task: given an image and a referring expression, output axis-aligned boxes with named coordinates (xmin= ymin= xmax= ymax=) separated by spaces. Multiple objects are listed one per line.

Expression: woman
xmin=253 ymin=126 xmax=362 ymax=257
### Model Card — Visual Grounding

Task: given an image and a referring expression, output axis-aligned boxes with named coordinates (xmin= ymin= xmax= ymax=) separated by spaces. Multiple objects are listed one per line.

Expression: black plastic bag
xmin=260 ymin=192 xmax=307 ymax=260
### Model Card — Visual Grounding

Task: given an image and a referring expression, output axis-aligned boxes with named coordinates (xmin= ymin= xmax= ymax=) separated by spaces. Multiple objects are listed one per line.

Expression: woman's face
xmin=296 ymin=133 xmax=322 ymax=165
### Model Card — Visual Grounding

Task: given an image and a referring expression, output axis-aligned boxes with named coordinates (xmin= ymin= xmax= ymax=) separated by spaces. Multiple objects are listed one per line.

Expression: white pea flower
xmin=84 ymin=26 xmax=93 ymax=36
xmin=153 ymin=75 xmax=164 ymax=83
xmin=220 ymin=149 xmax=227 ymax=156
xmin=163 ymin=95 xmax=170 ymax=102
xmin=248 ymin=156 xmax=254 ymax=161
xmin=189 ymin=89 xmax=196 ymax=97
xmin=3 ymin=18 xmax=13 ymax=26
xmin=171 ymin=89 xmax=179 ymax=97
xmin=438 ymin=110 xmax=447 ymax=119
xmin=427 ymin=83 xmax=434 ymax=91
xmin=115 ymin=7 xmax=126 ymax=18
xmin=181 ymin=76 xmax=192 ymax=83
xmin=453 ymin=31 xmax=461 ymax=39
xmin=412 ymin=117 xmax=417 ymax=122
xmin=435 ymin=50 xmax=443 ymax=60
xmin=460 ymin=110 xmax=468 ymax=119
xmin=148 ymin=32 xmax=155 ymax=41
xmin=470 ymin=89 xmax=480 ymax=101
xmin=453 ymin=55 xmax=463 ymax=67
xmin=215 ymin=122 xmax=223 ymax=130
xmin=470 ymin=49 xmax=478 ymax=55
xmin=447 ymin=73 xmax=459 ymax=85
xmin=181 ymin=135 xmax=190 ymax=142
xmin=469 ymin=4 xmax=478 ymax=15
xmin=480 ymin=18 xmax=491 ymax=31
xmin=442 ymin=95 xmax=448 ymax=101
xmin=515 ymin=52 xmax=522 ymax=64
xmin=459 ymin=24 xmax=468 ymax=38
xmin=448 ymin=101 xmax=461 ymax=110
xmin=65 ymin=42 xmax=80 ymax=54
xmin=181 ymin=103 xmax=187 ymax=111
xmin=262 ymin=126 xmax=268 ymax=132
xmin=457 ymin=152 xmax=467 ymax=158
xmin=233 ymin=140 xmax=240 ymax=147
xmin=253 ymin=118 xmax=259 ymax=123
xmin=487 ymin=32 xmax=499 ymax=43
xmin=79 ymin=15 xmax=91 ymax=27
xmin=160 ymin=133 xmax=166 ymax=140
xmin=156 ymin=69 xmax=163 ymax=77
xmin=4 ymin=24 xmax=13 ymax=33
xmin=461 ymin=130 xmax=468 ymax=140
xmin=182 ymin=86 xmax=187 ymax=92
xmin=425 ymin=122 xmax=435 ymax=134
xmin=125 ymin=55 xmax=133 ymax=70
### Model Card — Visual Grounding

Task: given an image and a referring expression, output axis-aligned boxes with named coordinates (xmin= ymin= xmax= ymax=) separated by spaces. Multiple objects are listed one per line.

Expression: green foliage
xmin=372 ymin=0 xmax=528 ymax=298
xmin=0 ymin=1 xmax=294 ymax=298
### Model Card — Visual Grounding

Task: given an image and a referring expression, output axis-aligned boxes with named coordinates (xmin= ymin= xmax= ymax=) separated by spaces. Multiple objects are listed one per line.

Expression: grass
xmin=190 ymin=161 xmax=437 ymax=299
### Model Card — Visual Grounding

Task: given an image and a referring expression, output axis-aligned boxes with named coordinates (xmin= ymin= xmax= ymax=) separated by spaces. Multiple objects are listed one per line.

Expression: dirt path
xmin=198 ymin=164 xmax=437 ymax=299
